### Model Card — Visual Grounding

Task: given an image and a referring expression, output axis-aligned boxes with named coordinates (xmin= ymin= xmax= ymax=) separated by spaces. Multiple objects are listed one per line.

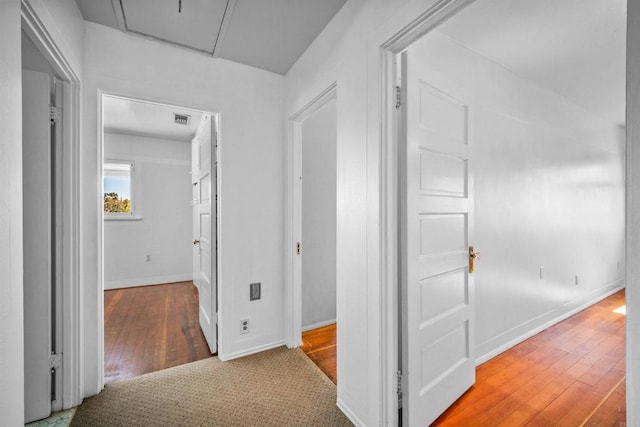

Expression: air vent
xmin=174 ymin=113 xmax=191 ymax=125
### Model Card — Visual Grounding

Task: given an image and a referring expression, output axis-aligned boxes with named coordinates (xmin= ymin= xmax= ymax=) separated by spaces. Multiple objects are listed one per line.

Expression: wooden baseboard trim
xmin=218 ymin=340 xmax=285 ymax=362
xmin=302 ymin=319 xmax=336 ymax=332
xmin=337 ymin=398 xmax=367 ymax=427
xmin=476 ymin=281 xmax=624 ymax=365
xmin=104 ymin=274 xmax=193 ymax=290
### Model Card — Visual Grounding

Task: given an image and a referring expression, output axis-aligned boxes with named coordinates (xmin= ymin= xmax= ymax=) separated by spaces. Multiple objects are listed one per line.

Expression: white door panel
xmin=400 ymin=48 xmax=475 ymax=426
xmin=192 ymin=113 xmax=217 ymax=354
xmin=22 ymin=69 xmax=53 ymax=423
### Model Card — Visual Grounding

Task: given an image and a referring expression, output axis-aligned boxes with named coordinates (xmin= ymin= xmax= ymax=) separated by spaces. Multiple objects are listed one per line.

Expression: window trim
xmin=103 ymin=159 xmax=142 ymax=220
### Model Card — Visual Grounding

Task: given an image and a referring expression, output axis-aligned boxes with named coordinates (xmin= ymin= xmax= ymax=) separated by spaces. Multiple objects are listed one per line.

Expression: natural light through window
xmin=613 ymin=305 xmax=626 ymax=315
xmin=104 ymin=162 xmax=133 ymax=216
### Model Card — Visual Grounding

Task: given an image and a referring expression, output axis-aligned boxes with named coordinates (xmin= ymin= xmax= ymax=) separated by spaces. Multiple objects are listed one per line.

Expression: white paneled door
xmin=22 ymin=70 xmax=53 ymax=423
xmin=192 ymin=113 xmax=217 ymax=354
xmin=399 ymin=47 xmax=475 ymax=426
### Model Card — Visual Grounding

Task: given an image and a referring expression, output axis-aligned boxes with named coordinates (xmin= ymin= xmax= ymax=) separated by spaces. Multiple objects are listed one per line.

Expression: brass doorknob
xmin=469 ymin=246 xmax=480 ymax=273
xmin=192 ymin=239 xmax=200 ymax=245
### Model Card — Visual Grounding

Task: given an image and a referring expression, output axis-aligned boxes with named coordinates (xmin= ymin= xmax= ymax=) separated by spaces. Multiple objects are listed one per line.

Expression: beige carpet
xmin=71 ymin=346 xmax=353 ymax=427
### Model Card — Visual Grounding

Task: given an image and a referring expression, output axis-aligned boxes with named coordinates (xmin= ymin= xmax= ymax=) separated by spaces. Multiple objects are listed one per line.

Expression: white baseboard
xmin=337 ymin=398 xmax=367 ymax=427
xmin=476 ymin=280 xmax=625 ymax=365
xmin=104 ymin=274 xmax=193 ymax=290
xmin=302 ymin=318 xmax=337 ymax=332
xmin=218 ymin=340 xmax=285 ymax=362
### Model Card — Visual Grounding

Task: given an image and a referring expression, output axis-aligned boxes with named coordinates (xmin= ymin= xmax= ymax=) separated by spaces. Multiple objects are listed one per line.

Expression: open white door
xmin=399 ymin=46 xmax=475 ymax=426
xmin=192 ymin=113 xmax=217 ymax=354
xmin=22 ymin=69 xmax=53 ymax=423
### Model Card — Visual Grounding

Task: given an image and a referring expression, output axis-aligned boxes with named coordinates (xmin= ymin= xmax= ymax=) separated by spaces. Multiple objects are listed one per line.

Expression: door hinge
xmin=49 ymin=352 xmax=62 ymax=371
xmin=395 ymin=86 xmax=402 ymax=110
xmin=216 ymin=312 xmax=220 ymax=325
xmin=49 ymin=105 xmax=61 ymax=125
xmin=396 ymin=370 xmax=403 ymax=395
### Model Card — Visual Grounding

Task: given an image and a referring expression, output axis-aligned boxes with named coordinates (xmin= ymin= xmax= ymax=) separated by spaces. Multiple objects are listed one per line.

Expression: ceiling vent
xmin=174 ymin=113 xmax=191 ymax=125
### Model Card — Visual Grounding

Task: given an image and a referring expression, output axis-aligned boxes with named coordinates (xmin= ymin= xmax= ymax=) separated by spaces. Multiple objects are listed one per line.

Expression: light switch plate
xmin=250 ymin=282 xmax=261 ymax=301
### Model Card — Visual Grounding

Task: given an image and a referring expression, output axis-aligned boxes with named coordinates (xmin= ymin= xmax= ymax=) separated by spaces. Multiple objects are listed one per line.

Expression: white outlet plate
xmin=240 ymin=317 xmax=250 ymax=334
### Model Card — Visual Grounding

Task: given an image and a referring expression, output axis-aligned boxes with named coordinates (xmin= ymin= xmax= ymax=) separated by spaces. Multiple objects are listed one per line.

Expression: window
xmin=103 ymin=161 xmax=136 ymax=218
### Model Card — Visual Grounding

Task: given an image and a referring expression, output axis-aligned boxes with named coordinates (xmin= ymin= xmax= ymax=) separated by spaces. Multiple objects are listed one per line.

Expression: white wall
xmin=0 ymin=1 xmax=25 ymax=424
xmin=627 ymin=0 xmax=640 ymax=423
xmin=286 ymin=1 xmax=432 ymax=424
xmin=414 ymin=31 xmax=625 ymax=360
xmin=285 ymin=0 xmax=625 ymax=424
xmin=81 ymin=22 xmax=285 ymax=394
xmin=301 ymin=98 xmax=337 ymax=330
xmin=103 ymin=132 xmax=192 ymax=289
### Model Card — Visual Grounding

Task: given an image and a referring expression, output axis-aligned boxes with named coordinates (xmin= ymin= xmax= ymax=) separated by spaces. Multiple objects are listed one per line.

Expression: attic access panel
xmin=120 ymin=0 xmax=229 ymax=54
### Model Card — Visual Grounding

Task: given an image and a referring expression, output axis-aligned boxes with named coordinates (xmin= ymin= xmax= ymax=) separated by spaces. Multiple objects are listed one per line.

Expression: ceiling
xmin=437 ymin=0 xmax=627 ymax=124
xmin=83 ymin=0 xmax=625 ymax=124
xmin=103 ymin=95 xmax=205 ymax=141
xmin=75 ymin=0 xmax=347 ymax=75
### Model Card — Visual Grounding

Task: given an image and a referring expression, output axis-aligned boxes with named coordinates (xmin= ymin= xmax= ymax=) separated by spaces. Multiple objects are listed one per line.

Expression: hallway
xmin=103 ymin=282 xmax=624 ymax=425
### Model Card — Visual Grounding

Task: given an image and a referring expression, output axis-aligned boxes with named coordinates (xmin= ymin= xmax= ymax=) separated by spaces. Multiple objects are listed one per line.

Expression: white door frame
xmin=365 ymin=0 xmax=477 ymax=424
xmin=96 ymin=93 xmax=222 ymax=388
xmin=21 ymin=0 xmax=83 ymax=410
xmin=285 ymin=83 xmax=337 ymax=348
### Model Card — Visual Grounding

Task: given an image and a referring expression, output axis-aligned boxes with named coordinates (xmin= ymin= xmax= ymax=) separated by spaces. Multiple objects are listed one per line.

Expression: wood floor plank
xmin=302 ymin=323 xmax=337 ymax=384
xmin=584 ymin=378 xmax=626 ymax=427
xmin=104 ymin=281 xmax=212 ymax=383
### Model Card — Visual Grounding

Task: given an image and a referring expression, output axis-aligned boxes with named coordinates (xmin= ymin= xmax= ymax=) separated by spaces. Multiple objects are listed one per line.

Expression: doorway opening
xmin=100 ymin=94 xmax=220 ymax=383
xmin=287 ymin=84 xmax=338 ymax=383
xmin=21 ymin=5 xmax=82 ymax=420
xmin=391 ymin=0 xmax=626 ymax=424
xmin=299 ymin=95 xmax=338 ymax=383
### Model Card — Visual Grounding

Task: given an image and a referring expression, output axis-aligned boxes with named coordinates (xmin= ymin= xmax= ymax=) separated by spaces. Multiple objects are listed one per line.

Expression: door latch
xmin=469 ymin=246 xmax=480 ymax=273
xmin=296 ymin=242 xmax=301 ymax=255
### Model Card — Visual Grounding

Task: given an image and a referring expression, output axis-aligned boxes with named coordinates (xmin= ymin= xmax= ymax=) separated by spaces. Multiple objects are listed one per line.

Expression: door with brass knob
xmin=399 ymin=46 xmax=476 ymax=426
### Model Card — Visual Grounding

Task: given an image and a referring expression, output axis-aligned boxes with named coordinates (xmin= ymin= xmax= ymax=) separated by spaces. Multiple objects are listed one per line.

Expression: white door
xmin=22 ymin=69 xmax=53 ymax=423
xmin=192 ymin=113 xmax=217 ymax=354
xmin=399 ymin=47 xmax=475 ymax=426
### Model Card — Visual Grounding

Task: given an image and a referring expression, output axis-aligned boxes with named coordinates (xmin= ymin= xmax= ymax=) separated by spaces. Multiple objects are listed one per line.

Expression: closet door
xmin=23 ymin=69 xmax=53 ymax=423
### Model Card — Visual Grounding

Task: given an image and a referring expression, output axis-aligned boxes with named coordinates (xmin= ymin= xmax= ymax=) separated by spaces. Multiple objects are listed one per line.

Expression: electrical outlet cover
xmin=240 ymin=318 xmax=250 ymax=334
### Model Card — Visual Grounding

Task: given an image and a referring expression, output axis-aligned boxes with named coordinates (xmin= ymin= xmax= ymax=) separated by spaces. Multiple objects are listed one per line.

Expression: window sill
xmin=104 ymin=215 xmax=143 ymax=221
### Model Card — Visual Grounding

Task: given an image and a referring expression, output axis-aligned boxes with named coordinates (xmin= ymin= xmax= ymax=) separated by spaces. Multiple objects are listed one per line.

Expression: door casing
xmin=365 ymin=0 xmax=477 ymax=424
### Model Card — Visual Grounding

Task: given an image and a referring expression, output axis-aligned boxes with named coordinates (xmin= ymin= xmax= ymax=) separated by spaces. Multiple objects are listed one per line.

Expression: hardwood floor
xmin=433 ymin=290 xmax=626 ymax=426
xmin=105 ymin=285 xmax=625 ymax=425
xmin=298 ymin=292 xmax=625 ymax=426
xmin=302 ymin=323 xmax=337 ymax=384
xmin=104 ymin=281 xmax=212 ymax=383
